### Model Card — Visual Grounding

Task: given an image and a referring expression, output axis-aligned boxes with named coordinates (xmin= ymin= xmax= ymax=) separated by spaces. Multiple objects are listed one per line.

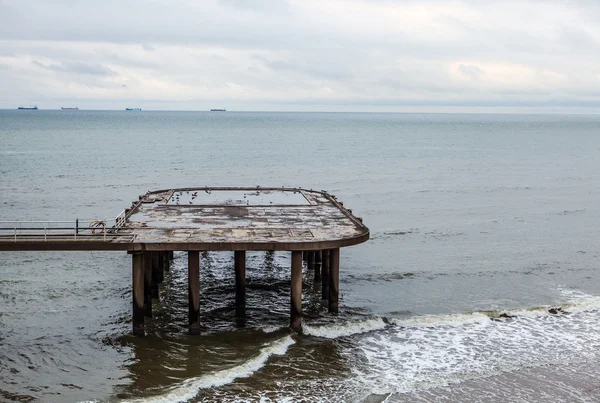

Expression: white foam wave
xmin=480 ymin=290 xmax=600 ymax=319
xmin=122 ymin=335 xmax=295 ymax=403
xmin=389 ymin=291 xmax=600 ymax=330
xmin=302 ymin=317 xmax=387 ymax=339
xmin=557 ymin=288 xmax=600 ymax=313
xmin=260 ymin=325 xmax=283 ymax=333
xmin=351 ymin=297 xmax=600 ymax=396
xmin=389 ymin=312 xmax=490 ymax=328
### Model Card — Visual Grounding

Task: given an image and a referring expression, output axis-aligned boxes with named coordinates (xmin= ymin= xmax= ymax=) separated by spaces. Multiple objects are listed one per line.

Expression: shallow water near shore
xmin=3 ymin=111 xmax=600 ymax=402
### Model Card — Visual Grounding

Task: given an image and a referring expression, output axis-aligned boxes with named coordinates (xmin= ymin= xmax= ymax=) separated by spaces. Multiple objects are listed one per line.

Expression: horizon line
xmin=2 ymin=108 xmax=600 ymax=115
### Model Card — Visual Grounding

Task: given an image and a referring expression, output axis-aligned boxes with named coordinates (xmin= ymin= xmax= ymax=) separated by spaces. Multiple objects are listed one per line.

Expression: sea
xmin=2 ymin=110 xmax=600 ymax=402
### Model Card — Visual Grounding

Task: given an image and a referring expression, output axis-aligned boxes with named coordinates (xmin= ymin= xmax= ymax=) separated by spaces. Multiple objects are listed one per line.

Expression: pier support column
xmin=234 ymin=251 xmax=246 ymax=317
xmin=169 ymin=251 xmax=174 ymax=262
xmin=321 ymin=249 xmax=330 ymax=300
xmin=290 ymin=250 xmax=303 ymax=330
xmin=307 ymin=251 xmax=315 ymax=271
xmin=151 ymin=252 xmax=160 ymax=299
xmin=131 ymin=252 xmax=145 ymax=336
xmin=143 ymin=252 xmax=153 ymax=318
xmin=163 ymin=251 xmax=170 ymax=272
xmin=328 ymin=248 xmax=340 ymax=314
xmin=157 ymin=252 xmax=164 ymax=283
xmin=188 ymin=251 xmax=201 ymax=334
xmin=314 ymin=250 xmax=322 ymax=283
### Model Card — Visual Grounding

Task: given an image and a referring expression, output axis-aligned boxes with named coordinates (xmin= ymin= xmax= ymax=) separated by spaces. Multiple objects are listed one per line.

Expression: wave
xmin=119 ymin=290 xmax=600 ymax=401
xmin=392 ymin=294 xmax=600 ymax=328
xmin=303 ymin=290 xmax=600 ymax=341
xmin=121 ymin=335 xmax=295 ymax=403
xmin=302 ymin=317 xmax=388 ymax=339
xmin=350 ymin=290 xmax=600 ymax=396
xmin=260 ymin=325 xmax=284 ymax=333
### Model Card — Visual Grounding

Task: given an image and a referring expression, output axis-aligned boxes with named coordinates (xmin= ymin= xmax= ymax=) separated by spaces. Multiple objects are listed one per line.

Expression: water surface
xmin=2 ymin=111 xmax=600 ymax=402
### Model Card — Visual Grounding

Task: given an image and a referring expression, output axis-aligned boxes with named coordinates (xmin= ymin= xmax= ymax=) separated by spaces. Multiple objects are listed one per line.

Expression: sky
xmin=1 ymin=0 xmax=600 ymax=112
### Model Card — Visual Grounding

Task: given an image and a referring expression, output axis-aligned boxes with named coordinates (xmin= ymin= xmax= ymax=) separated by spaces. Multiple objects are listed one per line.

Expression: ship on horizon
xmin=61 ymin=107 xmax=79 ymax=110
xmin=18 ymin=105 xmax=38 ymax=110
xmin=210 ymin=108 xmax=226 ymax=112
xmin=125 ymin=108 xmax=142 ymax=111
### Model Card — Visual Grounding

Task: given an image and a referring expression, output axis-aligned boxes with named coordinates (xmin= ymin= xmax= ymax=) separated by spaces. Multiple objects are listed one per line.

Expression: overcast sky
xmin=1 ymin=0 xmax=600 ymax=112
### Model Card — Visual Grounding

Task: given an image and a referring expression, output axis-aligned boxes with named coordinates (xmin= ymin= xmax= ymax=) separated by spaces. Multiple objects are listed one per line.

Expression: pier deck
xmin=0 ymin=187 xmax=368 ymax=251
xmin=0 ymin=187 xmax=369 ymax=334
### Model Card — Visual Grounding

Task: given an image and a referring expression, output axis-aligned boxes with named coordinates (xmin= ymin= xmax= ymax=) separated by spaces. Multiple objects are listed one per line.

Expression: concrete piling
xmin=151 ymin=252 xmax=160 ymax=299
xmin=143 ymin=252 xmax=153 ymax=318
xmin=234 ymin=251 xmax=246 ymax=317
xmin=132 ymin=252 xmax=145 ymax=336
xmin=188 ymin=251 xmax=201 ymax=334
xmin=157 ymin=252 xmax=164 ymax=283
xmin=290 ymin=250 xmax=303 ymax=330
xmin=321 ymin=249 xmax=330 ymax=300
xmin=328 ymin=248 xmax=340 ymax=313
xmin=163 ymin=251 xmax=170 ymax=271
xmin=314 ymin=250 xmax=322 ymax=283
xmin=307 ymin=251 xmax=315 ymax=271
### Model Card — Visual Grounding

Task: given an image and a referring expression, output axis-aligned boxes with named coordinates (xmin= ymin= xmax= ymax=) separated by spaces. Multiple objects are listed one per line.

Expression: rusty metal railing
xmin=0 ymin=217 xmax=133 ymax=242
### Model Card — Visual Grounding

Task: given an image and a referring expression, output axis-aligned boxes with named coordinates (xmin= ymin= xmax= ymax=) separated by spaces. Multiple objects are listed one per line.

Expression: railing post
xmin=14 ymin=227 xmax=16 ymax=242
xmin=74 ymin=225 xmax=77 ymax=241
xmin=44 ymin=226 xmax=47 ymax=242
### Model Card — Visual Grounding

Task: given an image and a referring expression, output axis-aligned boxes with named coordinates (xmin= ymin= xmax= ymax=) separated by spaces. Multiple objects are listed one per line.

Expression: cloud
xmin=220 ymin=0 xmax=290 ymax=12
xmin=254 ymin=55 xmax=354 ymax=81
xmin=33 ymin=60 xmax=117 ymax=76
xmin=1 ymin=0 xmax=600 ymax=111
xmin=457 ymin=64 xmax=484 ymax=80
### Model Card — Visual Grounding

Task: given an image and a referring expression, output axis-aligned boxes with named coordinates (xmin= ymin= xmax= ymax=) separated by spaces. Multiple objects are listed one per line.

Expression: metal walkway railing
xmin=0 ymin=209 xmax=133 ymax=242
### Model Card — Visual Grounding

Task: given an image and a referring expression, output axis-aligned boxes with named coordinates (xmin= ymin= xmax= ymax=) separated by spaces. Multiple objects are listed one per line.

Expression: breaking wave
xmin=302 ymin=317 xmax=388 ymax=338
xmin=121 ymin=335 xmax=295 ymax=403
xmin=349 ymin=290 xmax=600 ymax=396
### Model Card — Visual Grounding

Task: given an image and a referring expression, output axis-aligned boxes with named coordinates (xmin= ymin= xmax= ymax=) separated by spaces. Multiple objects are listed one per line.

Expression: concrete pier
xmin=0 ymin=187 xmax=368 ymax=336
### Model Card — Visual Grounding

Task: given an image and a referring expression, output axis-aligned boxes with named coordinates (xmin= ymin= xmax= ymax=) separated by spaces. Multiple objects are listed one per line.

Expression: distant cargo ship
xmin=18 ymin=105 xmax=38 ymax=110
xmin=126 ymin=108 xmax=142 ymax=111
xmin=210 ymin=108 xmax=226 ymax=112
xmin=61 ymin=107 xmax=79 ymax=110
